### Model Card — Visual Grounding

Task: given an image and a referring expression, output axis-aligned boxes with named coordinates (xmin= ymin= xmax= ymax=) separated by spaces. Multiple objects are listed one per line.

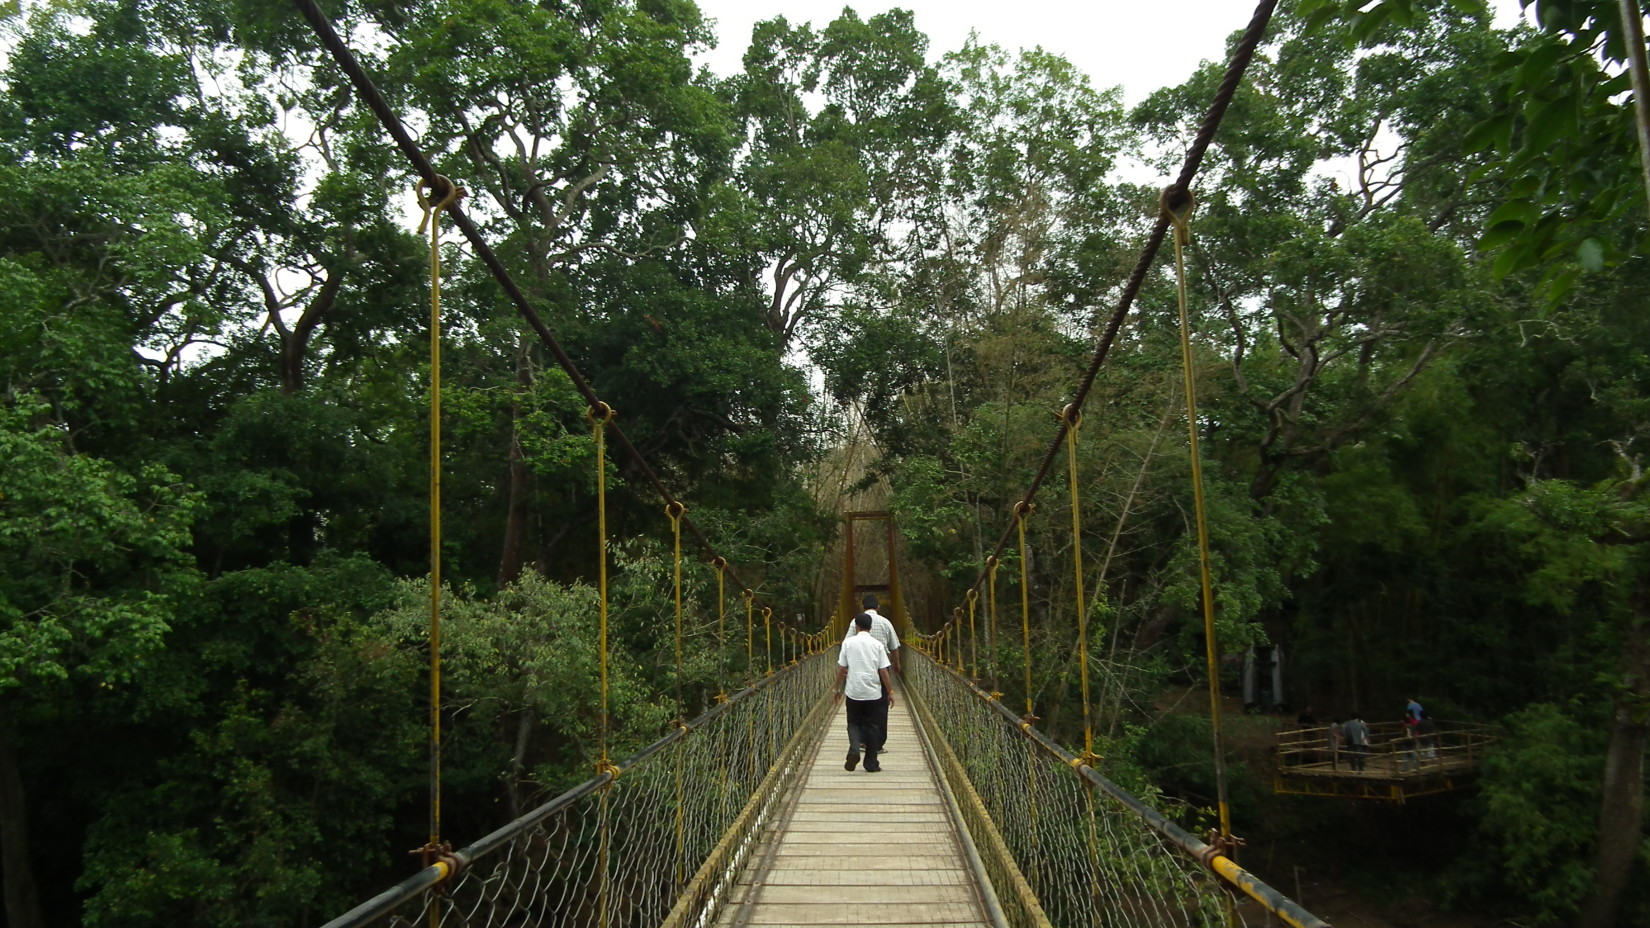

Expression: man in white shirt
xmin=836 ymin=613 xmax=894 ymax=773
xmin=843 ymin=594 xmax=899 ymax=756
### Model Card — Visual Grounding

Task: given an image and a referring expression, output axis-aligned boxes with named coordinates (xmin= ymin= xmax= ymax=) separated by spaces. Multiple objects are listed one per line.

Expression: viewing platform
xmin=1273 ymin=720 xmax=1498 ymax=802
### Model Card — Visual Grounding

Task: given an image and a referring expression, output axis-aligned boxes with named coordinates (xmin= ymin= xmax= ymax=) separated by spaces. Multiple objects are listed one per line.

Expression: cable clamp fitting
xmin=414 ymin=175 xmax=465 ymax=233
xmin=1159 ymin=186 xmax=1197 ymax=246
xmin=585 ymin=401 xmax=616 ymax=424
xmin=1197 ymin=830 xmax=1245 ymax=869
xmin=413 ymin=841 xmax=465 ymax=892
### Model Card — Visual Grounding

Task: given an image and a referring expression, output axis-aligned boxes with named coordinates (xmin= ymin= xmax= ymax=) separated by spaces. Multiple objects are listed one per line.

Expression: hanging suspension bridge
xmin=285 ymin=0 xmax=1364 ymax=925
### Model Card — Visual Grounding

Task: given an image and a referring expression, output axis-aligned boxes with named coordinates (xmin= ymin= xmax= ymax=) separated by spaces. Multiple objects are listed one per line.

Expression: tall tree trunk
xmin=498 ymin=336 xmax=533 ymax=588
xmin=0 ymin=704 xmax=45 ymax=928
xmin=1574 ymin=597 xmax=1649 ymax=928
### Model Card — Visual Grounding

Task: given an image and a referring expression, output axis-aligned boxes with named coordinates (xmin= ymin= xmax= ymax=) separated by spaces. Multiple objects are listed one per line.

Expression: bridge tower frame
xmin=836 ymin=510 xmax=909 ymax=641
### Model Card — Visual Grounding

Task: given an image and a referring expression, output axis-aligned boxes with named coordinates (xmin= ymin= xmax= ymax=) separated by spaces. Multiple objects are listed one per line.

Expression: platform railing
xmin=903 ymin=649 xmax=1329 ymax=928
xmin=1277 ymin=719 xmax=1499 ymax=776
xmin=323 ymin=652 xmax=835 ymax=928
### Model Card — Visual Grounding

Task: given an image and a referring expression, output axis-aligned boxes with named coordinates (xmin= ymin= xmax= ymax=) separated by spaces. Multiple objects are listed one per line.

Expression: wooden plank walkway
xmin=715 ymin=686 xmax=996 ymax=928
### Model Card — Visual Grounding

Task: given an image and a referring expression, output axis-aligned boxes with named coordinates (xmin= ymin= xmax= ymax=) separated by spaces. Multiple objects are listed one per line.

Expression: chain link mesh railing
xmin=904 ymin=648 xmax=1327 ymax=928
xmin=326 ymin=652 xmax=835 ymax=928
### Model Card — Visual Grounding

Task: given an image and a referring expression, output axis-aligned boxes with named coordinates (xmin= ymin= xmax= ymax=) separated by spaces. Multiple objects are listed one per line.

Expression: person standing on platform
xmin=1342 ymin=714 xmax=1370 ymax=771
xmin=844 ymin=594 xmax=900 ymax=755
xmin=1406 ymin=696 xmax=1424 ymax=722
xmin=836 ymin=613 xmax=893 ymax=773
xmin=1415 ymin=713 xmax=1438 ymax=760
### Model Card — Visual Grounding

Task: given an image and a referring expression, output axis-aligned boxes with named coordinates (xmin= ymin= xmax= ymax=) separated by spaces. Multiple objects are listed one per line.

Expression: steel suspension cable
xmin=668 ymin=502 xmax=687 ymax=722
xmin=762 ymin=607 xmax=773 ymax=676
xmin=590 ymin=403 xmax=616 ymax=773
xmin=416 ymin=176 xmax=459 ymax=918
xmin=713 ymin=557 xmax=728 ymax=700
xmin=744 ymin=590 xmax=755 ymax=682
xmin=960 ymin=0 xmax=1278 ymax=600
xmin=1015 ymin=503 xmax=1036 ymax=721
xmin=1060 ymin=405 xmax=1098 ymax=764
xmin=1166 ymin=192 xmax=1233 ymax=845
xmin=667 ymin=501 xmax=688 ymax=887
xmin=987 ymin=557 xmax=1001 ymax=696
xmin=288 ymin=0 xmax=773 ymax=607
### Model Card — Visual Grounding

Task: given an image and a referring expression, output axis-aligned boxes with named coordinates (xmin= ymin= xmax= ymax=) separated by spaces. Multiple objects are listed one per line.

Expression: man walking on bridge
xmin=836 ymin=613 xmax=894 ymax=773
xmin=844 ymin=594 xmax=899 ymax=756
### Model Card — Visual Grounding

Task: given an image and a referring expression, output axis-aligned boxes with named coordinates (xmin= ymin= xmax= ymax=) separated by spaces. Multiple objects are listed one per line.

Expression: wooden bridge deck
xmin=715 ymin=685 xmax=997 ymax=928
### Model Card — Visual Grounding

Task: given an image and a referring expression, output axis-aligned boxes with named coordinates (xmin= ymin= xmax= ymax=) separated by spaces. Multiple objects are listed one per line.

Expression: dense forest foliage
xmin=0 ymin=0 xmax=1646 ymax=926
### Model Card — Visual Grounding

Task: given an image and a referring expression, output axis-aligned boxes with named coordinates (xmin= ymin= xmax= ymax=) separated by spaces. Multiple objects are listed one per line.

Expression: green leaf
xmin=1349 ymin=5 xmax=1393 ymax=44
xmin=1515 ymin=40 xmax=1567 ymax=92
xmin=1301 ymin=2 xmax=1343 ymax=34
xmin=1485 ymin=198 xmax=1540 ymax=229
xmin=1478 ymin=220 xmax=1527 ymax=251
xmin=1543 ymin=265 xmax=1579 ymax=302
xmin=1493 ymin=237 xmax=1536 ymax=279
xmin=1576 ymin=236 xmax=1605 ymax=271
xmin=1523 ymin=95 xmax=1579 ymax=154
xmin=1536 ymin=0 xmax=1576 ymax=33
xmin=1464 ymin=113 xmax=1514 ymax=153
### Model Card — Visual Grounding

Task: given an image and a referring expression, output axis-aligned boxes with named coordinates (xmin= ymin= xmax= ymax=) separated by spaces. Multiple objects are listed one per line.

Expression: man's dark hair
xmin=854 ymin=613 xmax=873 ymax=631
xmin=861 ymin=593 xmax=879 ymax=610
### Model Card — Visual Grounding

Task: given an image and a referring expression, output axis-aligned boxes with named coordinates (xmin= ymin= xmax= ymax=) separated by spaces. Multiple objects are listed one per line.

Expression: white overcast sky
xmin=692 ymin=0 xmax=1531 ymax=106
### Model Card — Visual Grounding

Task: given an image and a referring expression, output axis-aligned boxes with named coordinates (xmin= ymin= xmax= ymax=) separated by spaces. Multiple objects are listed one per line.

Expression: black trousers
xmin=845 ymin=696 xmax=883 ymax=755
xmin=870 ymin=683 xmax=890 ymax=751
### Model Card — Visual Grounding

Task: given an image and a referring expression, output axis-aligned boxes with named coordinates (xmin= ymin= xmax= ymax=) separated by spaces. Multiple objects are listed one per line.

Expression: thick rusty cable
xmin=290 ymin=0 xmax=1272 ymax=629
xmin=289 ymin=0 xmax=768 ymax=601
xmin=959 ymin=0 xmax=1278 ymax=601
